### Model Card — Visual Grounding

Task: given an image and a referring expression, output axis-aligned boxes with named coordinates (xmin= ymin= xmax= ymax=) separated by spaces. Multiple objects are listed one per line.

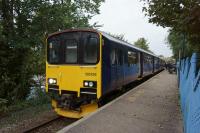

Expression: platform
xmin=58 ymin=71 xmax=183 ymax=133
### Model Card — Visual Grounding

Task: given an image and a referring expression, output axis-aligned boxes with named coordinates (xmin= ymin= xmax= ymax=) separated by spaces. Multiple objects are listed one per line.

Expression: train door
xmin=141 ymin=53 xmax=145 ymax=77
xmin=153 ymin=56 xmax=155 ymax=73
xmin=110 ymin=46 xmax=123 ymax=90
xmin=110 ymin=47 xmax=118 ymax=90
xmin=138 ymin=52 xmax=143 ymax=77
xmin=116 ymin=48 xmax=124 ymax=88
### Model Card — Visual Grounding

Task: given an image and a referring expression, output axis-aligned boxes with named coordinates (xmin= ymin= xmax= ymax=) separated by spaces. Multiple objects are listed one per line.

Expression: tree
xmin=141 ymin=0 xmax=200 ymax=57
xmin=134 ymin=38 xmax=153 ymax=53
xmin=141 ymin=0 xmax=200 ymax=33
xmin=0 ymin=0 xmax=104 ymax=103
xmin=167 ymin=30 xmax=196 ymax=59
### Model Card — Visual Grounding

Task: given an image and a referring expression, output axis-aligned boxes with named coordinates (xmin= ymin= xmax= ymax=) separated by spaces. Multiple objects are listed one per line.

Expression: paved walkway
xmin=59 ymin=71 xmax=183 ymax=133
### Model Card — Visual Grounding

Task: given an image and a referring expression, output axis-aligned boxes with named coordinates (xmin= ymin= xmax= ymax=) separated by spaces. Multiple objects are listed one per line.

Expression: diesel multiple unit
xmin=46 ymin=29 xmax=164 ymax=118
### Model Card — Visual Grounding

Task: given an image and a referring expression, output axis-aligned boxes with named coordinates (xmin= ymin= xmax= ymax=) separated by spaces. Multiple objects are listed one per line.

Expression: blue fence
xmin=178 ymin=53 xmax=200 ymax=133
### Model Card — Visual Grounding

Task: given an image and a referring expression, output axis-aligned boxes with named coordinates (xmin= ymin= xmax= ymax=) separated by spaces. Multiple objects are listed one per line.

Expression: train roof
xmin=48 ymin=28 xmax=161 ymax=59
xmin=99 ymin=31 xmax=159 ymax=58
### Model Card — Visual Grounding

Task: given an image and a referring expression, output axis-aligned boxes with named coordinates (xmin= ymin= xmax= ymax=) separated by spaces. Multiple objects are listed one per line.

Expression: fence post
xmin=191 ymin=53 xmax=197 ymax=76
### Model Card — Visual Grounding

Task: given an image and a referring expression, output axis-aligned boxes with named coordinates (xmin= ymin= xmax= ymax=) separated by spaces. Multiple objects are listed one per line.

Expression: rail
xmin=23 ymin=116 xmax=76 ymax=133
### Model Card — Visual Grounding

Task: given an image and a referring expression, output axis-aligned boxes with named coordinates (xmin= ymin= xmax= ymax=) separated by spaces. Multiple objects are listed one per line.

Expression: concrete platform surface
xmin=59 ymin=71 xmax=183 ymax=133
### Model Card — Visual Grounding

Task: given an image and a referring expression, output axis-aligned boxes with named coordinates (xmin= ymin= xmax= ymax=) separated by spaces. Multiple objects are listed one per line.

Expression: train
xmin=46 ymin=29 xmax=165 ymax=118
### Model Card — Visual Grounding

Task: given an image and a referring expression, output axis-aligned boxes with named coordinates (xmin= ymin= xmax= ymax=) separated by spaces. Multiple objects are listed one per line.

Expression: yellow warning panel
xmin=52 ymin=100 xmax=98 ymax=118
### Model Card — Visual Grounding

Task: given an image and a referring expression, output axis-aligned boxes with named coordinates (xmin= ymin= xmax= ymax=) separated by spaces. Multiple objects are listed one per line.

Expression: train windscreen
xmin=47 ymin=31 xmax=99 ymax=65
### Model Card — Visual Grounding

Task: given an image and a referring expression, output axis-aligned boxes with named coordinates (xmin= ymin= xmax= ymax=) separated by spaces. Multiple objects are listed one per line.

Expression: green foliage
xmin=0 ymin=0 xmax=104 ymax=104
xmin=0 ymin=92 xmax=50 ymax=116
xmin=0 ymin=98 xmax=8 ymax=114
xmin=134 ymin=38 xmax=153 ymax=53
xmin=28 ymin=87 xmax=50 ymax=106
xmin=167 ymin=29 xmax=200 ymax=59
xmin=141 ymin=0 xmax=200 ymax=59
xmin=141 ymin=0 xmax=199 ymax=32
xmin=134 ymin=38 xmax=149 ymax=50
xmin=141 ymin=0 xmax=200 ymax=57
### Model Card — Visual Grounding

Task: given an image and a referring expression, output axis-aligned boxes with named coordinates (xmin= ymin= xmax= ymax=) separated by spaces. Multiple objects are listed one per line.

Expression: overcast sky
xmin=89 ymin=0 xmax=172 ymax=57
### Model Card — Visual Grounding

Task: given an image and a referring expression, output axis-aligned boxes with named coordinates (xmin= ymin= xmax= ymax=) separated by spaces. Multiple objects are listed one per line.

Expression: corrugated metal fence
xmin=177 ymin=53 xmax=200 ymax=133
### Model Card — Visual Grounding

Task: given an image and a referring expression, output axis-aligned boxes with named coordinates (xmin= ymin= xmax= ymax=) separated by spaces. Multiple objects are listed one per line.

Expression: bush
xmin=0 ymin=98 xmax=8 ymax=114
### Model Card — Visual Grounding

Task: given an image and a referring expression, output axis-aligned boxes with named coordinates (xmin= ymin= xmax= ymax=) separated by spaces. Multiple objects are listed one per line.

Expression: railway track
xmin=23 ymin=116 xmax=77 ymax=133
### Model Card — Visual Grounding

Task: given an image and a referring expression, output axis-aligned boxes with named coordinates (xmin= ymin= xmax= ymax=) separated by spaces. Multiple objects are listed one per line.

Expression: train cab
xmin=46 ymin=30 xmax=102 ymax=118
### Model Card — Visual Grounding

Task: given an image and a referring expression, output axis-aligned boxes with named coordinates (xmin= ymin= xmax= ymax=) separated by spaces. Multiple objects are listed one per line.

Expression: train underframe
xmin=49 ymin=90 xmax=98 ymax=118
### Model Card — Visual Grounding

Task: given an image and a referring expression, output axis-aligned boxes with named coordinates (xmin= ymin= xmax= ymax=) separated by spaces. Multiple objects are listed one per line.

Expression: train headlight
xmin=48 ymin=78 xmax=57 ymax=84
xmin=89 ymin=82 xmax=94 ymax=87
xmin=84 ymin=81 xmax=89 ymax=86
xmin=84 ymin=81 xmax=96 ymax=88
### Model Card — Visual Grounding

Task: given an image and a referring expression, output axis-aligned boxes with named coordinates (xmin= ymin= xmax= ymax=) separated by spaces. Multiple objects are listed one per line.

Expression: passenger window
xmin=128 ymin=51 xmax=137 ymax=67
xmin=144 ymin=55 xmax=152 ymax=64
xmin=111 ymin=49 xmax=123 ymax=65
xmin=65 ymin=39 xmax=78 ymax=63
